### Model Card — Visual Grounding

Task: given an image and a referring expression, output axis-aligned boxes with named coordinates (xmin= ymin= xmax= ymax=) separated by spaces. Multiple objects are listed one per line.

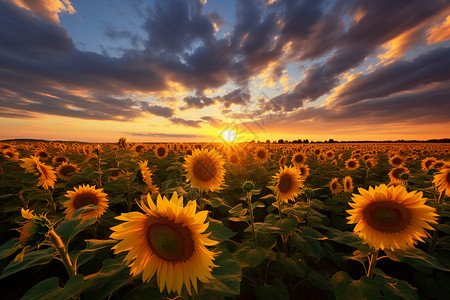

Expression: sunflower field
xmin=0 ymin=140 xmax=449 ymax=300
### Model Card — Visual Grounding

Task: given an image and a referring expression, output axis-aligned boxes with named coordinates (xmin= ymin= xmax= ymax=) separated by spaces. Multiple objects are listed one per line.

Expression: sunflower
xmin=52 ymin=156 xmax=68 ymax=165
xmin=228 ymin=152 xmax=240 ymax=165
xmin=279 ymin=155 xmax=287 ymax=167
xmin=330 ymin=178 xmax=342 ymax=195
xmin=326 ymin=150 xmax=335 ymax=160
xmin=347 ymin=184 xmax=438 ymax=250
xmin=63 ymin=184 xmax=108 ymax=220
xmin=433 ymin=167 xmax=450 ymax=197
xmin=184 ymin=148 xmax=225 ymax=192
xmin=138 ymin=160 xmax=155 ymax=187
xmin=118 ymin=137 xmax=127 ymax=149
xmin=291 ymin=152 xmax=306 ymax=166
xmin=56 ymin=162 xmax=80 ymax=181
xmin=35 ymin=149 xmax=50 ymax=160
xmin=345 ymin=158 xmax=360 ymax=171
xmin=389 ymin=155 xmax=404 ymax=167
xmin=421 ymin=157 xmax=437 ymax=171
xmin=110 ymin=192 xmax=218 ymax=295
xmin=273 ymin=166 xmax=303 ymax=203
xmin=155 ymin=145 xmax=169 ymax=159
xmin=388 ymin=166 xmax=410 ymax=183
xmin=365 ymin=158 xmax=377 ymax=169
xmin=254 ymin=147 xmax=269 ymax=163
xmin=2 ymin=149 xmax=19 ymax=160
xmin=133 ymin=144 xmax=146 ymax=155
xmin=343 ymin=176 xmax=354 ymax=193
xmin=431 ymin=160 xmax=447 ymax=170
xmin=21 ymin=156 xmax=56 ymax=190
xmin=297 ymin=164 xmax=310 ymax=179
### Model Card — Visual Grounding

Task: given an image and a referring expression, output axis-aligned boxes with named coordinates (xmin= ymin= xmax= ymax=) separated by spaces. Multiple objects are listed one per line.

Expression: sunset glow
xmin=0 ymin=0 xmax=449 ymax=142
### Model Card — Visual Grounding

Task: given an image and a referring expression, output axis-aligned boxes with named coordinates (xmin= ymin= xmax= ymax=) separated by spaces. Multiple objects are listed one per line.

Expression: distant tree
xmin=303 ymin=139 xmax=309 ymax=143
xmin=278 ymin=139 xmax=284 ymax=144
xmin=266 ymin=139 xmax=271 ymax=143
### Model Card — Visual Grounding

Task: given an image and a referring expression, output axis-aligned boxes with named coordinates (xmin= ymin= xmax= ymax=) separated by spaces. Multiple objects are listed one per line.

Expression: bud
xmin=242 ymin=180 xmax=255 ymax=193
xmin=18 ymin=209 xmax=53 ymax=248
xmin=304 ymin=188 xmax=314 ymax=198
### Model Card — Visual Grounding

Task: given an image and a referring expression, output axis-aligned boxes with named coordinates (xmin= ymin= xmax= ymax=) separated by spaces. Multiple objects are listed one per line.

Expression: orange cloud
xmin=427 ymin=15 xmax=450 ymax=44
xmin=11 ymin=0 xmax=75 ymax=23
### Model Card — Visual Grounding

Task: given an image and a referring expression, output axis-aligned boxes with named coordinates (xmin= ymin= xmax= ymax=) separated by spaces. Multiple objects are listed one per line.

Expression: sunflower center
xmin=56 ymin=157 xmax=67 ymax=163
xmin=257 ymin=150 xmax=266 ymax=159
xmin=279 ymin=174 xmax=292 ymax=193
xmin=363 ymin=201 xmax=411 ymax=233
xmin=193 ymin=157 xmax=217 ymax=182
xmin=60 ymin=165 xmax=76 ymax=176
xmin=73 ymin=193 xmax=99 ymax=210
xmin=294 ymin=155 xmax=303 ymax=163
xmin=135 ymin=145 xmax=144 ymax=153
xmin=38 ymin=151 xmax=48 ymax=158
xmin=348 ymin=161 xmax=356 ymax=168
xmin=392 ymin=157 xmax=402 ymax=165
xmin=345 ymin=181 xmax=351 ymax=189
xmin=157 ymin=147 xmax=166 ymax=157
xmin=147 ymin=219 xmax=194 ymax=262
xmin=392 ymin=168 xmax=405 ymax=179
xmin=331 ymin=182 xmax=337 ymax=190
xmin=425 ymin=160 xmax=434 ymax=168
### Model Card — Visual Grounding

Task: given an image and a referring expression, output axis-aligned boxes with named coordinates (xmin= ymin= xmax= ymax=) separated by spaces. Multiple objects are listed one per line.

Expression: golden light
xmin=221 ymin=129 xmax=237 ymax=142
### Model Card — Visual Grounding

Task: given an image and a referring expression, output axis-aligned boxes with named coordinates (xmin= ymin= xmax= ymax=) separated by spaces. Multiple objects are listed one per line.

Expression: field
xmin=0 ymin=140 xmax=449 ymax=300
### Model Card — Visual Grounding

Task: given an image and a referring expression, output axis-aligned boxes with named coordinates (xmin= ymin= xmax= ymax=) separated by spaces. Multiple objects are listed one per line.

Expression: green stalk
xmin=247 ymin=192 xmax=257 ymax=248
xmin=366 ymin=249 xmax=379 ymax=279
xmin=48 ymin=230 xmax=76 ymax=277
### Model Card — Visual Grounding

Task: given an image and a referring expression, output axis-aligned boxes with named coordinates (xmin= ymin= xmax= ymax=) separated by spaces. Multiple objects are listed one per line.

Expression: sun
xmin=221 ymin=129 xmax=237 ymax=142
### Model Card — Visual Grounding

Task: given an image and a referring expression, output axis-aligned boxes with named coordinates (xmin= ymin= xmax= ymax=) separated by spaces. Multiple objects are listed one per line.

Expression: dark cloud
xmin=200 ymin=116 xmax=225 ymax=128
xmin=221 ymin=88 xmax=251 ymax=108
xmin=333 ymin=47 xmax=450 ymax=107
xmin=169 ymin=117 xmax=203 ymax=128
xmin=140 ymin=103 xmax=174 ymax=118
xmin=123 ymin=132 xmax=207 ymax=138
xmin=182 ymin=94 xmax=215 ymax=110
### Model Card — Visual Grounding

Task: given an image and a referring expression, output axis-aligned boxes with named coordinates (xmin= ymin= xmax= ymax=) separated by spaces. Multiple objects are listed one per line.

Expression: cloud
xmin=11 ymin=0 xmax=76 ymax=24
xmin=182 ymin=94 xmax=215 ymax=110
xmin=140 ymin=103 xmax=174 ymax=118
xmin=427 ymin=15 xmax=450 ymax=44
xmin=169 ymin=117 xmax=203 ymax=128
xmin=122 ymin=132 xmax=207 ymax=138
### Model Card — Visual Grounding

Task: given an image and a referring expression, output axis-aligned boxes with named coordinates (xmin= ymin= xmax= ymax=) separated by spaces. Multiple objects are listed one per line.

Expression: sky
xmin=0 ymin=0 xmax=449 ymax=143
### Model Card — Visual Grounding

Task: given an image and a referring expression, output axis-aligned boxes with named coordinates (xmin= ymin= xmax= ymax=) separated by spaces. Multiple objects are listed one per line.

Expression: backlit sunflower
xmin=421 ymin=157 xmax=437 ymax=171
xmin=431 ymin=160 xmax=447 ymax=170
xmin=184 ymin=148 xmax=225 ymax=192
xmin=52 ymin=156 xmax=68 ymax=165
xmin=56 ymin=162 xmax=80 ymax=181
xmin=2 ymin=149 xmax=19 ymax=160
xmin=297 ymin=164 xmax=310 ymax=179
xmin=228 ymin=152 xmax=240 ymax=165
xmin=291 ymin=152 xmax=306 ymax=166
xmin=279 ymin=155 xmax=287 ymax=167
xmin=326 ymin=150 xmax=335 ymax=160
xmin=345 ymin=158 xmax=360 ymax=171
xmin=273 ymin=166 xmax=303 ymax=203
xmin=133 ymin=144 xmax=146 ymax=155
xmin=330 ymin=178 xmax=342 ymax=195
xmin=34 ymin=149 xmax=50 ymax=160
xmin=388 ymin=166 xmax=410 ymax=183
xmin=433 ymin=167 xmax=450 ymax=196
xmin=347 ymin=184 xmax=438 ymax=250
xmin=365 ymin=158 xmax=377 ymax=169
xmin=138 ymin=160 xmax=155 ymax=187
xmin=154 ymin=145 xmax=169 ymax=159
xmin=21 ymin=156 xmax=56 ymax=190
xmin=63 ymin=184 xmax=108 ymax=220
xmin=110 ymin=192 xmax=218 ymax=295
xmin=389 ymin=155 xmax=404 ymax=167
xmin=254 ymin=147 xmax=269 ymax=163
xmin=343 ymin=176 xmax=354 ymax=193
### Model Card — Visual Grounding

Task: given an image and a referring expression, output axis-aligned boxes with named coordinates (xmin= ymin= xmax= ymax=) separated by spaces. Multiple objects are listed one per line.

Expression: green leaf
xmin=205 ymin=219 xmax=237 ymax=242
xmin=310 ymin=199 xmax=324 ymax=210
xmin=346 ymin=276 xmax=380 ymax=300
xmin=229 ymin=203 xmax=247 ymax=217
xmin=291 ymin=233 xmax=321 ymax=260
xmin=235 ymin=244 xmax=268 ymax=268
xmin=21 ymin=274 xmax=84 ymax=300
xmin=81 ymin=258 xmax=134 ymax=299
xmin=327 ymin=229 xmax=372 ymax=254
xmin=0 ymin=239 xmax=20 ymax=260
xmin=74 ymin=239 xmax=117 ymax=267
xmin=275 ymin=215 xmax=298 ymax=233
xmin=255 ymin=278 xmax=289 ymax=300
xmin=384 ymin=248 xmax=449 ymax=271
xmin=435 ymin=223 xmax=450 ymax=234
xmin=200 ymin=248 xmax=242 ymax=297
xmin=0 ymin=247 xmax=56 ymax=280
xmin=299 ymin=226 xmax=327 ymax=240
xmin=331 ymin=271 xmax=353 ymax=300
xmin=55 ymin=217 xmax=97 ymax=244
xmin=374 ymin=269 xmax=419 ymax=300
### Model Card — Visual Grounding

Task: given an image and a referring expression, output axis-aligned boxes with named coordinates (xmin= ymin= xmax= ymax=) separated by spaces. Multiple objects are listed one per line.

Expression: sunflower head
xmin=110 ymin=192 xmax=218 ymax=296
xmin=343 ymin=176 xmax=354 ymax=193
xmin=389 ymin=155 xmax=404 ymax=167
xmin=421 ymin=157 xmax=437 ymax=171
xmin=184 ymin=148 xmax=226 ymax=192
xmin=292 ymin=152 xmax=306 ymax=166
xmin=242 ymin=180 xmax=255 ymax=193
xmin=118 ymin=137 xmax=127 ymax=149
xmin=155 ymin=145 xmax=169 ymax=159
xmin=345 ymin=158 xmax=360 ymax=171
xmin=18 ymin=209 xmax=53 ymax=247
xmin=273 ymin=166 xmax=304 ymax=203
xmin=56 ymin=162 xmax=80 ymax=181
xmin=63 ymin=184 xmax=109 ymax=220
xmin=254 ymin=147 xmax=269 ymax=163
xmin=52 ymin=156 xmax=68 ymax=164
xmin=330 ymin=178 xmax=342 ymax=195
xmin=433 ymin=167 xmax=450 ymax=196
xmin=347 ymin=184 xmax=438 ymax=250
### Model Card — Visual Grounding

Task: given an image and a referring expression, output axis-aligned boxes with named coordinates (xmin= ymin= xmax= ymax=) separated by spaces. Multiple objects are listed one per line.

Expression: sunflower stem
xmin=277 ymin=198 xmax=288 ymax=255
xmin=247 ymin=192 xmax=257 ymax=248
xmin=364 ymin=168 xmax=369 ymax=188
xmin=97 ymin=154 xmax=102 ymax=187
xmin=48 ymin=230 xmax=76 ymax=277
xmin=366 ymin=249 xmax=379 ymax=279
xmin=48 ymin=189 xmax=57 ymax=214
